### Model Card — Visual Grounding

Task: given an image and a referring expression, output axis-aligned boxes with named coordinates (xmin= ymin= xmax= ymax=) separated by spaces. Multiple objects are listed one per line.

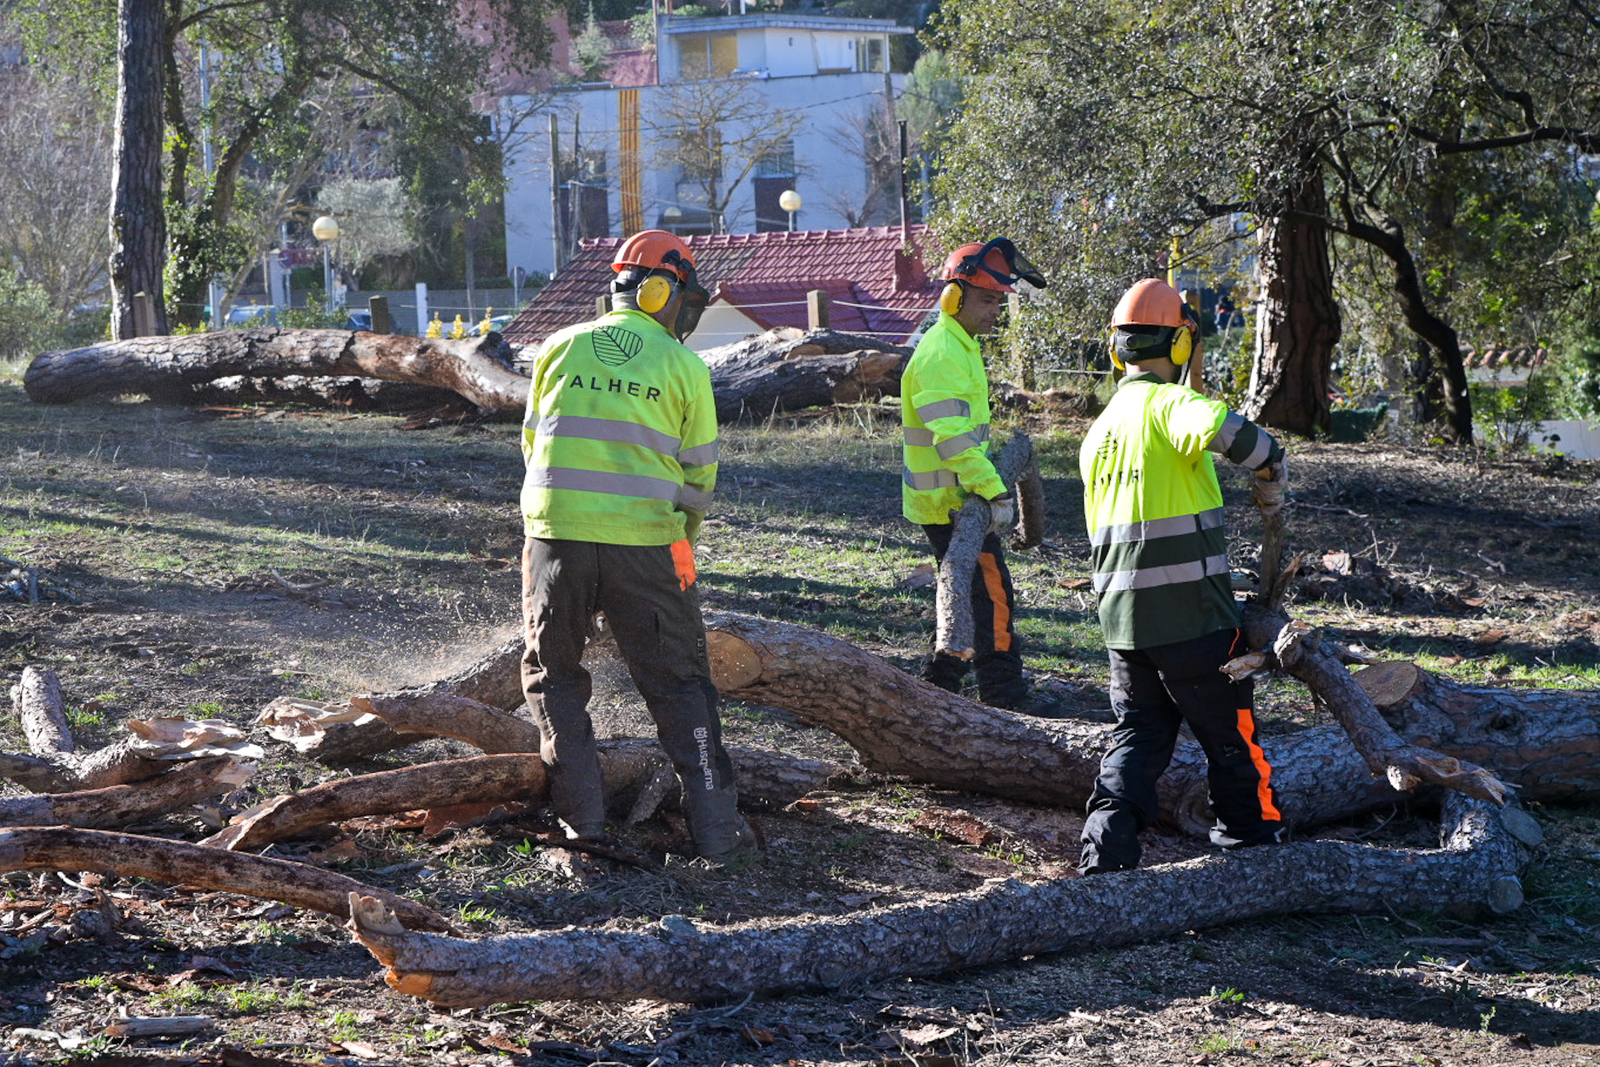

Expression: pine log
xmin=23 ymin=330 xmax=528 ymax=413
xmin=346 ymin=793 xmax=1529 ymax=1006
xmin=0 ymin=756 xmax=249 ymax=829
xmin=1013 ymin=458 xmax=1046 ymax=550
xmin=185 ymin=374 xmax=458 ymax=411
xmin=700 ymin=328 xmax=910 ymax=422
xmin=0 ymin=738 xmax=168 ymax=794
xmin=936 ymin=433 xmax=1036 ymax=660
xmin=0 ymin=827 xmax=453 ymax=932
xmin=1234 ymin=603 xmax=1509 ymax=804
xmin=11 ymin=666 xmax=73 ymax=754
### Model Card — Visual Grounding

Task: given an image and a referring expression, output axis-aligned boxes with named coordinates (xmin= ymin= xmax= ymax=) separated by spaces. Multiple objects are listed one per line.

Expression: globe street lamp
xmin=778 ymin=189 xmax=801 ymax=231
xmin=312 ymin=215 xmax=340 ymax=307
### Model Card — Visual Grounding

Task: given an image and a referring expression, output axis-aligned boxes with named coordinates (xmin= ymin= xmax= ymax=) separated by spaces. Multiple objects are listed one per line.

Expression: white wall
xmin=686 ymin=303 xmax=766 ymax=352
xmin=502 ymin=70 xmax=904 ymax=278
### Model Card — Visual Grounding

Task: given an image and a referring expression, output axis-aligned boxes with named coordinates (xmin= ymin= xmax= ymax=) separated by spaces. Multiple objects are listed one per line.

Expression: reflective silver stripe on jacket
xmin=903 ymin=466 xmax=960 ymax=491
xmin=935 ymin=423 xmax=991 ymax=460
xmin=1092 ymin=553 xmax=1231 ymax=593
xmin=676 ymin=484 xmax=714 ymax=510
xmin=916 ymin=398 xmax=971 ymax=422
xmin=1207 ymin=412 xmax=1245 ymax=453
xmin=537 ymin=415 xmax=679 ymax=457
xmin=676 ymin=440 xmax=720 ymax=468
xmin=903 ymin=426 xmax=936 ymax=447
xmin=526 ymin=465 xmax=681 ymax=502
xmin=1088 ymin=507 xmax=1226 ymax=547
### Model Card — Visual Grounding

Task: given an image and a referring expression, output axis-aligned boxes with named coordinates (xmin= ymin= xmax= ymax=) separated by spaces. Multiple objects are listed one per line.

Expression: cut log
xmin=936 ymin=433 xmax=1037 ymax=660
xmin=0 ymin=827 xmax=452 ymax=932
xmin=346 ymin=792 xmax=1529 ymax=1006
xmin=0 ymin=712 xmax=265 ymax=796
xmin=700 ymin=328 xmax=910 ymax=422
xmin=11 ymin=666 xmax=73 ymax=755
xmin=0 ymin=756 xmax=250 ymax=829
xmin=23 ymin=329 xmax=528 ymax=414
xmin=185 ymin=374 xmax=458 ymax=411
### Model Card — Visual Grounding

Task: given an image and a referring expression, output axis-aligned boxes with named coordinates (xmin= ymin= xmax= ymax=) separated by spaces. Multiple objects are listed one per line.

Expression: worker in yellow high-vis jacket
xmin=1077 ymin=278 xmax=1288 ymax=875
xmin=519 ymin=230 xmax=756 ymax=865
xmin=902 ymin=238 xmax=1054 ymax=714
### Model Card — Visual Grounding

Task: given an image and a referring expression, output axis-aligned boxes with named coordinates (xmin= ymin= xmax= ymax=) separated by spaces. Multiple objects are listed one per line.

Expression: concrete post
xmin=414 ymin=282 xmax=429 ymax=335
xmin=369 ymin=295 xmax=393 ymax=335
xmin=807 ymin=289 xmax=830 ymax=331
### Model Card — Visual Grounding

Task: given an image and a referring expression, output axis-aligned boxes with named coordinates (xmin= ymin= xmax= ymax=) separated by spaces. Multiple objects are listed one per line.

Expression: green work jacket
xmin=1079 ymin=371 xmax=1282 ymax=650
xmin=521 ymin=308 xmax=718 ymax=546
xmin=900 ymin=312 xmax=1006 ymax=525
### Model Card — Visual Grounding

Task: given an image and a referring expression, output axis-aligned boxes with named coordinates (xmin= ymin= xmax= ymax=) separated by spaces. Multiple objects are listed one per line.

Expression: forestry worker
xmin=1077 ymin=278 xmax=1289 ymax=875
xmin=901 ymin=238 xmax=1057 ymax=715
xmin=518 ymin=229 xmax=756 ymax=865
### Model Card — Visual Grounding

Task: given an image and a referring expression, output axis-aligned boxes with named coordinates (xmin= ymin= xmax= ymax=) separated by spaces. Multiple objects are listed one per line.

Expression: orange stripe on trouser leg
xmin=670 ymin=539 xmax=697 ymax=591
xmin=1235 ymin=708 xmax=1281 ymax=821
xmin=978 ymin=552 xmax=1012 ymax=652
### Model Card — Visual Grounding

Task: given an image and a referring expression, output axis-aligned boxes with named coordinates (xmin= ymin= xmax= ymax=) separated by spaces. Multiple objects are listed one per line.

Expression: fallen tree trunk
xmin=346 ymin=792 xmax=1534 ymax=1006
xmin=0 ymin=827 xmax=453 ymax=933
xmin=0 ymin=756 xmax=249 ymax=829
xmin=184 ymin=374 xmax=458 ymax=411
xmin=701 ymin=328 xmax=910 ymax=422
xmin=23 ymin=330 xmax=528 ymax=413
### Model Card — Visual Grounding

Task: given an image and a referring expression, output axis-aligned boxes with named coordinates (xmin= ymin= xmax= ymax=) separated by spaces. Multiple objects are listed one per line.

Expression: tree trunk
xmin=346 ymin=792 xmax=1533 ymax=1007
xmin=1246 ymin=159 xmax=1341 ymax=436
xmin=186 ymin=375 xmax=459 ymax=412
xmin=24 ymin=330 xmax=528 ymax=412
xmin=108 ymin=0 xmax=168 ymax=340
xmin=0 ymin=827 xmax=452 ymax=933
xmin=701 ymin=328 xmax=910 ymax=422
xmin=0 ymin=756 xmax=249 ymax=830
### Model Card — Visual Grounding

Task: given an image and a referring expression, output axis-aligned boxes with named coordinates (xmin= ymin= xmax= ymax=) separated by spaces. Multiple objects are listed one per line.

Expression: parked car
xmin=468 ymin=313 xmax=513 ymax=337
xmin=224 ymin=304 xmax=278 ymax=327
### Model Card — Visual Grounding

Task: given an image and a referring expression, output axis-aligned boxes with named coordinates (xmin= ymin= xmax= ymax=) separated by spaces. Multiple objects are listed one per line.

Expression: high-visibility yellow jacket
xmin=521 ymin=308 xmax=718 ymax=546
xmin=1079 ymin=371 xmax=1282 ymax=649
xmin=901 ymin=312 xmax=1006 ymax=525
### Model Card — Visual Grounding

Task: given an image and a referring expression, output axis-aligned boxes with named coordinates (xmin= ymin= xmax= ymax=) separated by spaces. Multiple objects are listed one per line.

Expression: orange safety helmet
xmin=612 ymin=229 xmax=696 ymax=281
xmin=1108 ymin=278 xmax=1197 ymax=369
xmin=938 ymin=237 xmax=1046 ymax=316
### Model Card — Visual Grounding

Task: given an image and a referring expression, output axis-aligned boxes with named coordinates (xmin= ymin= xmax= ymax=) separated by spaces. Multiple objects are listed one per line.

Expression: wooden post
xmin=131 ymin=292 xmax=154 ymax=338
xmin=368 ymin=295 xmax=393 ymax=335
xmin=807 ymin=289 xmax=830 ymax=331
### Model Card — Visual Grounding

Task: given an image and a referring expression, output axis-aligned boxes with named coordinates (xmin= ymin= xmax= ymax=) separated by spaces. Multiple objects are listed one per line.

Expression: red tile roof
xmin=504 ymin=225 xmax=941 ymax=348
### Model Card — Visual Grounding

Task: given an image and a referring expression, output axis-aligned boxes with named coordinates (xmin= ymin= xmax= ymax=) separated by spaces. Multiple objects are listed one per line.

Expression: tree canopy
xmin=930 ymin=0 xmax=1600 ymax=443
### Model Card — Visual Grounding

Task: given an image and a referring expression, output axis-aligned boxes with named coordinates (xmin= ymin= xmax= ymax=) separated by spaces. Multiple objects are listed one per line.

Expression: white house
xmin=499 ymin=13 xmax=912 ymax=278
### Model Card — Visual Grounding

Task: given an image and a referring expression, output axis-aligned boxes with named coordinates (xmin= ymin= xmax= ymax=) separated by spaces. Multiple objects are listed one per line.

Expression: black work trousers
xmin=1080 ymin=627 xmax=1282 ymax=873
xmin=520 ymin=536 xmax=749 ymax=860
xmin=920 ymin=523 xmax=1026 ymax=708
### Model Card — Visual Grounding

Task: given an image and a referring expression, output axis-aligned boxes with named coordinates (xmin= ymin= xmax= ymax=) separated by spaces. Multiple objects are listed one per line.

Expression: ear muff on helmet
xmin=1170 ymin=318 xmax=1195 ymax=366
xmin=939 ymin=282 xmax=964 ymax=317
xmin=637 ymin=274 xmax=676 ymax=315
xmin=1107 ymin=330 xmax=1125 ymax=372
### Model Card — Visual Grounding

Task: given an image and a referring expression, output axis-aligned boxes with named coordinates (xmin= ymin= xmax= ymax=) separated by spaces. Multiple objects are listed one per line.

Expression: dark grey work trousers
xmin=520 ymin=536 xmax=748 ymax=859
xmin=1080 ymin=627 xmax=1282 ymax=873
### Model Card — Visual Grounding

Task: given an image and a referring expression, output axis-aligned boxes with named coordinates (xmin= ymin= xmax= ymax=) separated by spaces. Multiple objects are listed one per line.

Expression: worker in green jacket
xmin=1078 ymin=278 xmax=1288 ymax=874
xmin=519 ymin=229 xmax=755 ymax=865
xmin=902 ymin=238 xmax=1051 ymax=713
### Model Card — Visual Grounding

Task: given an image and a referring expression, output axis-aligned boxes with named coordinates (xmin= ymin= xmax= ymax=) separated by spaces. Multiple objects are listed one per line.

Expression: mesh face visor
xmin=958 ymin=238 xmax=1049 ymax=290
xmin=664 ymin=249 xmax=712 ymax=340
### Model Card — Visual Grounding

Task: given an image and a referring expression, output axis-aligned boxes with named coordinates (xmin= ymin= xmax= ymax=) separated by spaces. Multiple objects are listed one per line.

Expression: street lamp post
xmin=779 ymin=189 xmax=801 ymax=231
xmin=312 ymin=215 xmax=340 ymax=308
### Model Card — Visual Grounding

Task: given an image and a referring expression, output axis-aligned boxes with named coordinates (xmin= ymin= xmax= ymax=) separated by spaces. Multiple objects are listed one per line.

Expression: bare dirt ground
xmin=0 ymin=386 xmax=1597 ymax=1067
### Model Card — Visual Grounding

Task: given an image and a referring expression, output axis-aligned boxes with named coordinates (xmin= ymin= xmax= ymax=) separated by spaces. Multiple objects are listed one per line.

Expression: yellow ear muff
xmin=1170 ymin=321 xmax=1194 ymax=366
xmin=939 ymin=282 xmax=964 ymax=317
xmin=637 ymin=274 xmax=674 ymax=314
xmin=1107 ymin=330 xmax=1125 ymax=372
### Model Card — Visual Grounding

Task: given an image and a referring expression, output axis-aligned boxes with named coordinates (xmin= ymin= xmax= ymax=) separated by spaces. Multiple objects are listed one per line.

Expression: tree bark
xmin=1246 ymin=157 xmax=1341 ymax=437
xmin=936 ymin=433 xmax=1036 ymax=659
xmin=24 ymin=331 xmax=528 ymax=413
xmin=700 ymin=328 xmax=911 ymax=422
xmin=108 ymin=0 xmax=168 ymax=340
xmin=0 ymin=827 xmax=452 ymax=933
xmin=346 ymin=792 xmax=1531 ymax=1006
xmin=0 ymin=756 xmax=249 ymax=830
xmin=186 ymin=375 xmax=459 ymax=412
xmin=10 ymin=666 xmax=73 ymax=755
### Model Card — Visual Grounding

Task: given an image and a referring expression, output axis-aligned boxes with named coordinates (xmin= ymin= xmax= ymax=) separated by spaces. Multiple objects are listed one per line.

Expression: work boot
xmin=697 ymin=818 xmax=761 ymax=869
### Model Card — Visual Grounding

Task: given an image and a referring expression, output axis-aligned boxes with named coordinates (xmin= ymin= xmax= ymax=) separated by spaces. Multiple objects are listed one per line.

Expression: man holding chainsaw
xmin=1077 ymin=278 xmax=1288 ymax=874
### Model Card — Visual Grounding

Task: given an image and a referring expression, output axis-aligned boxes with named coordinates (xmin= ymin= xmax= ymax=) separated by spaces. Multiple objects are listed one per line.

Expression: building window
xmin=855 ymin=36 xmax=885 ymax=72
xmin=754 ymin=139 xmax=796 ymax=232
xmin=560 ymin=149 xmax=610 ymax=243
xmin=678 ymin=32 xmax=739 ymax=79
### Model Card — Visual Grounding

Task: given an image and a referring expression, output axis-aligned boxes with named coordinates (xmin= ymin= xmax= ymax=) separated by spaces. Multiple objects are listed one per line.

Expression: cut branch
xmin=0 ymin=756 xmax=250 ymax=829
xmin=347 ymin=793 xmax=1529 ymax=1006
xmin=936 ymin=433 xmax=1037 ymax=659
xmin=0 ymin=827 xmax=453 ymax=932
